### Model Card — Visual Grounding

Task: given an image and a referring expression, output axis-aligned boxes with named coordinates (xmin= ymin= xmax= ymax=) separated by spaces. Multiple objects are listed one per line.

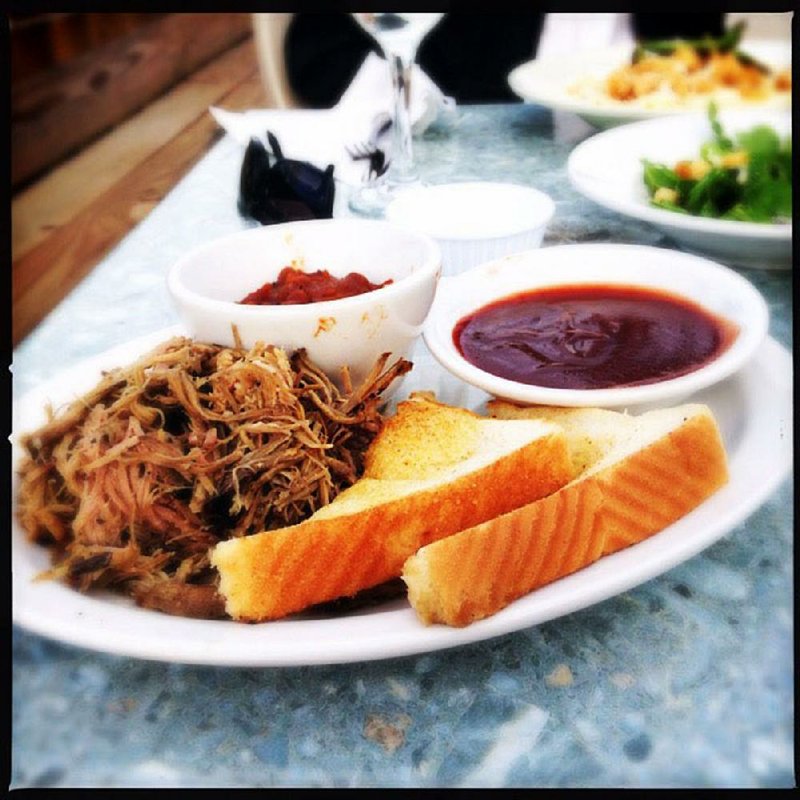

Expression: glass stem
xmin=388 ymin=51 xmax=417 ymax=185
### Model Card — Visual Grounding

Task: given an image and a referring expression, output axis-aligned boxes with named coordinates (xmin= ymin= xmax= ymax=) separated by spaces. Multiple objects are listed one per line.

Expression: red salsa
xmin=453 ymin=283 xmax=739 ymax=390
xmin=239 ymin=266 xmax=392 ymax=305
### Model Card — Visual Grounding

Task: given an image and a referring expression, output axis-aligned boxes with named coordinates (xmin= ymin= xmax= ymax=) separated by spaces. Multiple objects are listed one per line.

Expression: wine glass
xmin=349 ymin=12 xmax=444 ymax=216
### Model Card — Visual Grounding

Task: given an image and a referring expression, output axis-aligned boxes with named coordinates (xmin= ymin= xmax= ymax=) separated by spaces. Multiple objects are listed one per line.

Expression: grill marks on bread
xmin=402 ymin=402 xmax=729 ymax=627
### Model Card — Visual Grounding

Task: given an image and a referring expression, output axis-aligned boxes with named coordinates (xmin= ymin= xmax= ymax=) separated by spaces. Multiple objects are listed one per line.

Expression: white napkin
xmin=536 ymin=12 xmax=634 ymax=58
xmin=210 ymin=52 xmax=455 ymax=187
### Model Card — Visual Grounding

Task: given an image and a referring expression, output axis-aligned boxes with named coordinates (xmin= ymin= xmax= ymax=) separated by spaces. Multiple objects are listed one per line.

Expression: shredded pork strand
xmin=17 ymin=337 xmax=411 ymax=619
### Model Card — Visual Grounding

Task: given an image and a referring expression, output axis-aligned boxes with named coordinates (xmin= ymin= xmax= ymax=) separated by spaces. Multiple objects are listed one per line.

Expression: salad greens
xmin=643 ymin=104 xmax=792 ymax=223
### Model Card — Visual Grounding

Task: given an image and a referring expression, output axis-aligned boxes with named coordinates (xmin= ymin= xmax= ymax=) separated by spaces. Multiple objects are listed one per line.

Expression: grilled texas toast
xmin=402 ymin=402 xmax=729 ymax=627
xmin=211 ymin=397 xmax=573 ymax=621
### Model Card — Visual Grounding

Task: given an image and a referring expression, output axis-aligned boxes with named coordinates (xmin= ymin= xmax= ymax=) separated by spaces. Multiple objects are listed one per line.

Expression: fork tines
xmin=347 ymin=143 xmax=374 ymax=161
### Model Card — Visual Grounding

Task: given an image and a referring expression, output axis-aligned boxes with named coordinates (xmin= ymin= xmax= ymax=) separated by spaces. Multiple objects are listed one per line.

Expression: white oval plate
xmin=508 ymin=41 xmax=791 ymax=129
xmin=11 ymin=326 xmax=792 ymax=666
xmin=423 ymin=244 xmax=768 ymax=409
xmin=568 ymin=109 xmax=792 ymax=269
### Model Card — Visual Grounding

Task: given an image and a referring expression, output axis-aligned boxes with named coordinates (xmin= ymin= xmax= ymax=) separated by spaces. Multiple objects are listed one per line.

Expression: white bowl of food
xmin=385 ymin=182 xmax=555 ymax=275
xmin=424 ymin=243 xmax=768 ymax=409
xmin=508 ymin=38 xmax=791 ymax=129
xmin=168 ymin=218 xmax=441 ymax=387
xmin=568 ymin=108 xmax=792 ymax=269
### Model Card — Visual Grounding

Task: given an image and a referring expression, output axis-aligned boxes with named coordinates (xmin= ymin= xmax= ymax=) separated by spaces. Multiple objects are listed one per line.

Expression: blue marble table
xmin=11 ymin=104 xmax=793 ymax=789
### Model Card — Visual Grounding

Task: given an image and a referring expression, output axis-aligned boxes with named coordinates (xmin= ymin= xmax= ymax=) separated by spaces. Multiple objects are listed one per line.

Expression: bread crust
xmin=212 ymin=425 xmax=572 ymax=621
xmin=403 ymin=405 xmax=729 ymax=627
xmin=597 ymin=411 xmax=728 ymax=555
xmin=404 ymin=480 xmax=605 ymax=627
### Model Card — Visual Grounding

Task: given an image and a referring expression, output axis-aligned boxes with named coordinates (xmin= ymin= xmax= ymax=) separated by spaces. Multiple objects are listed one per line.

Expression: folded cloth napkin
xmin=210 ymin=52 xmax=455 ymax=186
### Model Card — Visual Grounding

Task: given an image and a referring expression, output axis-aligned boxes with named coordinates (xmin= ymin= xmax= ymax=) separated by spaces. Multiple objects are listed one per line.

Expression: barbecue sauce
xmin=453 ymin=284 xmax=738 ymax=390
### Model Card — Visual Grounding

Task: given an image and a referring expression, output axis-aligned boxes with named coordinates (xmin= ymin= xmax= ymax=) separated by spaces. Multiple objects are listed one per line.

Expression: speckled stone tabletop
xmin=11 ymin=104 xmax=793 ymax=789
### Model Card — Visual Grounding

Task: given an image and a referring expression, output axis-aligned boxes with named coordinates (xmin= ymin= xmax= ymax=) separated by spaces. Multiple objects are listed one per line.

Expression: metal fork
xmin=346 ymin=113 xmax=392 ymax=182
xmin=346 ymin=142 xmax=390 ymax=180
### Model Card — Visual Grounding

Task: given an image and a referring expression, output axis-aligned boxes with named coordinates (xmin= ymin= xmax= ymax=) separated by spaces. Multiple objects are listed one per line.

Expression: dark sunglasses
xmin=238 ymin=131 xmax=335 ymax=225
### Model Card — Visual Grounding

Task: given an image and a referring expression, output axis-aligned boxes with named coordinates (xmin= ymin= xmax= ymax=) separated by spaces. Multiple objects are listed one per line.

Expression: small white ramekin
xmin=167 ymin=218 xmax=441 ymax=389
xmin=385 ymin=182 xmax=555 ymax=275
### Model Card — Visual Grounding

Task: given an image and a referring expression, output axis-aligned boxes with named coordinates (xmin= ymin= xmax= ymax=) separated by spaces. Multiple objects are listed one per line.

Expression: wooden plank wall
xmin=11 ymin=12 xmax=253 ymax=187
xmin=10 ymin=12 xmax=165 ymax=82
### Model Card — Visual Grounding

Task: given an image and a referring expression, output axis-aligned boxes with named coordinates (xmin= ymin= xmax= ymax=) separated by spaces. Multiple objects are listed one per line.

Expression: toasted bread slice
xmin=403 ymin=402 xmax=729 ymax=627
xmin=211 ymin=397 xmax=573 ymax=621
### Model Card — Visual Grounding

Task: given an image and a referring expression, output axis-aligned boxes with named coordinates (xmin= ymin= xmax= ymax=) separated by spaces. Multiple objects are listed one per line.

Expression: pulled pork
xmin=17 ymin=336 xmax=411 ymax=618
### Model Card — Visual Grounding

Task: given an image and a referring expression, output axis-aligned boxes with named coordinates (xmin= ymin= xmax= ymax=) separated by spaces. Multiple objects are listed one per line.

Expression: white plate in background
xmin=11 ymin=327 xmax=792 ymax=666
xmin=567 ymin=110 xmax=792 ymax=269
xmin=508 ymin=41 xmax=791 ymax=129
